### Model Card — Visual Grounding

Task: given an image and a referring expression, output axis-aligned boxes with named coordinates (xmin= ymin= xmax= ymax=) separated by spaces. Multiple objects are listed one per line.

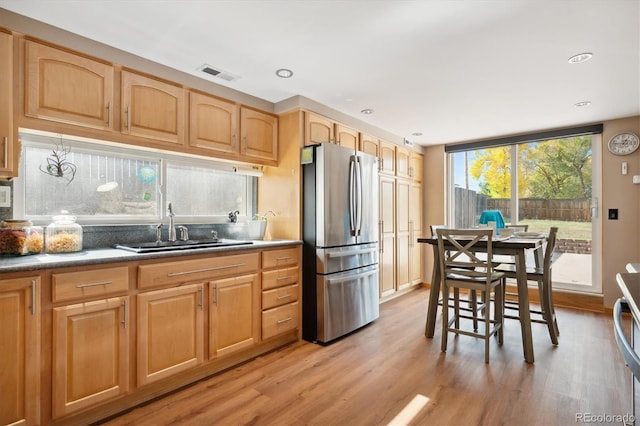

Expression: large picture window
xmin=14 ymin=131 xmax=256 ymax=225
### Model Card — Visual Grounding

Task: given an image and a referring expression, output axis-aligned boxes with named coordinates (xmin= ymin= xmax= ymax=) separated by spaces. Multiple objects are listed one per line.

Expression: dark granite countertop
xmin=0 ymin=239 xmax=302 ymax=273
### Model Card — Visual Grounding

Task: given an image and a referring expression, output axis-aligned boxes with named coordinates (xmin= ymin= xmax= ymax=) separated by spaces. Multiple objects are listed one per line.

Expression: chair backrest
xmin=544 ymin=227 xmax=559 ymax=275
xmin=436 ymin=228 xmax=495 ymax=285
xmin=430 ymin=224 xmax=446 ymax=237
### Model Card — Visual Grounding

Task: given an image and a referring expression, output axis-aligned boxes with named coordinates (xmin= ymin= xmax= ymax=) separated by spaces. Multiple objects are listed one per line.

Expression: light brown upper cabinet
xmin=0 ymin=31 xmax=14 ymax=178
xmin=396 ymin=146 xmax=411 ymax=179
xmin=305 ymin=111 xmax=335 ymax=145
xmin=409 ymin=151 xmax=423 ymax=183
xmin=189 ymin=91 xmax=239 ymax=154
xmin=359 ymin=133 xmax=380 ymax=157
xmin=240 ymin=107 xmax=278 ymax=163
xmin=379 ymin=140 xmax=396 ymax=176
xmin=25 ymin=40 xmax=114 ymax=130
xmin=335 ymin=123 xmax=358 ymax=150
xmin=121 ymin=70 xmax=187 ymax=146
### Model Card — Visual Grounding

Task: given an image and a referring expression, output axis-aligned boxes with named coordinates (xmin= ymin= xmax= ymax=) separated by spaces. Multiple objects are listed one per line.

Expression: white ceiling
xmin=1 ymin=0 xmax=639 ymax=146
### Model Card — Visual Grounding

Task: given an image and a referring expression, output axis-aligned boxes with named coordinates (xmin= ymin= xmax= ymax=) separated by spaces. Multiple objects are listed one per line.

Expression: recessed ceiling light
xmin=275 ymin=68 xmax=293 ymax=78
xmin=361 ymin=109 xmax=374 ymax=115
xmin=568 ymin=53 xmax=593 ymax=64
xmin=411 ymin=132 xmax=423 ymax=137
xmin=574 ymin=101 xmax=592 ymax=107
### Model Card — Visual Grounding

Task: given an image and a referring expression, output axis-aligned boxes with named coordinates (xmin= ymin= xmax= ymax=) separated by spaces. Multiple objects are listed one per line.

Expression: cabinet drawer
xmin=262 ymin=301 xmax=299 ymax=340
xmin=52 ymin=266 xmax=129 ymax=303
xmin=262 ymin=266 xmax=299 ymax=290
xmin=138 ymin=253 xmax=259 ymax=289
xmin=262 ymin=247 xmax=299 ymax=269
xmin=262 ymin=283 xmax=299 ymax=310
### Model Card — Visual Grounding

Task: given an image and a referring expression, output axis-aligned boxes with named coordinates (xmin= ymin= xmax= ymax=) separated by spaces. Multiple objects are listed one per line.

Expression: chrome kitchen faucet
xmin=167 ymin=202 xmax=176 ymax=242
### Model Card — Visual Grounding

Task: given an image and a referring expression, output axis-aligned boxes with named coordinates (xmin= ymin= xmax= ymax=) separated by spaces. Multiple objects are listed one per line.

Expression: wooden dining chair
xmin=505 ymin=224 xmax=529 ymax=232
xmin=436 ymin=228 xmax=505 ymax=363
xmin=495 ymin=227 xmax=559 ymax=345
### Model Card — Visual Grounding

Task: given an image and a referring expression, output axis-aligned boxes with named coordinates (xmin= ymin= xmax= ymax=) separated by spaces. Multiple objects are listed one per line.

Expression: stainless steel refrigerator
xmin=301 ymin=142 xmax=379 ymax=343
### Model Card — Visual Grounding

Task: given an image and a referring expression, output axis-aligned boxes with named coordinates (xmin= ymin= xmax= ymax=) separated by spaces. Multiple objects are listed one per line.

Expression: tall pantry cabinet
xmin=379 ymin=143 xmax=424 ymax=299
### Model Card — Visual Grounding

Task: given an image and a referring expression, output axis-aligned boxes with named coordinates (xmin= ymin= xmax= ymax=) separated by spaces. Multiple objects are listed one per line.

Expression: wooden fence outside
xmin=453 ymin=187 xmax=591 ymax=227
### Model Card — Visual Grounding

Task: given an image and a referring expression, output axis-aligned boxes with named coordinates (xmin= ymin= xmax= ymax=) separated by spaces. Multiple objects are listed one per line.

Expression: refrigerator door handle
xmin=349 ymin=156 xmax=357 ymax=236
xmin=326 ymin=268 xmax=378 ymax=285
xmin=355 ymin=156 xmax=363 ymax=236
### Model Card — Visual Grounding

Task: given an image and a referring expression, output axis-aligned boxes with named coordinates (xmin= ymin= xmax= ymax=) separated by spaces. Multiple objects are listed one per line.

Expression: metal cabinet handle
xmin=212 ymin=284 xmax=219 ymax=305
xmin=122 ymin=299 xmax=128 ymax=328
xmin=276 ymin=294 xmax=291 ymax=300
xmin=2 ymin=137 xmax=7 ymax=169
xmin=76 ymin=280 xmax=113 ymax=288
xmin=31 ymin=279 xmax=36 ymax=315
xmin=276 ymin=256 xmax=292 ymax=261
xmin=198 ymin=287 xmax=204 ymax=310
xmin=276 ymin=276 xmax=293 ymax=281
xmin=167 ymin=263 xmax=245 ymax=277
xmin=379 ymin=221 xmax=384 ymax=253
xmin=243 ymin=136 xmax=247 ymax=153
xmin=106 ymin=101 xmax=111 ymax=127
xmin=125 ymin=106 xmax=130 ymax=130
xmin=276 ymin=317 xmax=293 ymax=324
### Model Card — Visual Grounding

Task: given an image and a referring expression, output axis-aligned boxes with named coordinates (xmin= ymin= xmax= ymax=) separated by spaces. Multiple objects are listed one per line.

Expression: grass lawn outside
xmin=515 ymin=219 xmax=592 ymax=240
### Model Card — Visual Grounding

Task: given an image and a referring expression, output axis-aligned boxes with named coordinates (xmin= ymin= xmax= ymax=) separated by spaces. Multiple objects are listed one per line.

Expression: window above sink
xmin=13 ymin=130 xmax=258 ymax=226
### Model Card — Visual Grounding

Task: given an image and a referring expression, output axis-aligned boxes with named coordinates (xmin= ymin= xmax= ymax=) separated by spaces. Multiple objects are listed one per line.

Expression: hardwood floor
xmin=101 ymin=287 xmax=632 ymax=425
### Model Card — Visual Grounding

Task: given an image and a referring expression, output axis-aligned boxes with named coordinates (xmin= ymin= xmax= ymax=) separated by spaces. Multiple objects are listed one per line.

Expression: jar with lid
xmin=0 ymin=219 xmax=44 ymax=255
xmin=45 ymin=213 xmax=83 ymax=253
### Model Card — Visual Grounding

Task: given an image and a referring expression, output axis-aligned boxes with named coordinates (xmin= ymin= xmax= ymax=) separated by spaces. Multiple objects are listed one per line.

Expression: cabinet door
xmin=396 ymin=179 xmax=411 ymax=290
xmin=359 ymin=134 xmax=379 ymax=157
xmin=25 ymin=41 xmax=114 ymax=130
xmin=409 ymin=182 xmax=423 ymax=285
xmin=240 ymin=108 xmax=278 ymax=162
xmin=137 ymin=284 xmax=204 ymax=386
xmin=189 ymin=91 xmax=239 ymax=154
xmin=305 ymin=112 xmax=334 ymax=145
xmin=335 ymin=124 xmax=358 ymax=151
xmin=410 ymin=152 xmax=423 ymax=183
xmin=379 ymin=176 xmax=396 ymax=298
xmin=0 ymin=276 xmax=40 ymax=426
xmin=0 ymin=31 xmax=14 ymax=177
xmin=52 ymin=296 xmax=129 ymax=418
xmin=396 ymin=146 xmax=411 ymax=179
xmin=209 ymin=273 xmax=260 ymax=358
xmin=121 ymin=70 xmax=187 ymax=145
xmin=379 ymin=140 xmax=396 ymax=176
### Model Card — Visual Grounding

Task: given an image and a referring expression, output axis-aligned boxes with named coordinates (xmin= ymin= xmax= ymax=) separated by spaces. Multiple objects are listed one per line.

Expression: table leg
xmin=515 ymin=249 xmax=535 ymax=363
xmin=425 ymin=244 xmax=441 ymax=338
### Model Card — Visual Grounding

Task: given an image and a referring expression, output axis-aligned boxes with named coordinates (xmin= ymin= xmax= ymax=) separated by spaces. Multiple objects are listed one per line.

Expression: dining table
xmin=418 ymin=234 xmax=546 ymax=364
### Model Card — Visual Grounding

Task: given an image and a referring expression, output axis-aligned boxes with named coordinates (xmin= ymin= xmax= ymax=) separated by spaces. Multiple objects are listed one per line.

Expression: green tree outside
xmin=471 ymin=137 xmax=592 ymax=199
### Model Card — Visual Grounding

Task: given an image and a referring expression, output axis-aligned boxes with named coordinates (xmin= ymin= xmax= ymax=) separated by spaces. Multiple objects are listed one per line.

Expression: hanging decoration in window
xmin=39 ymin=141 xmax=77 ymax=184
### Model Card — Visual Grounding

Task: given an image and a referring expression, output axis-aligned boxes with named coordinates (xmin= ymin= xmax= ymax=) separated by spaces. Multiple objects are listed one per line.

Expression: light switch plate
xmin=633 ymin=175 xmax=640 ymax=184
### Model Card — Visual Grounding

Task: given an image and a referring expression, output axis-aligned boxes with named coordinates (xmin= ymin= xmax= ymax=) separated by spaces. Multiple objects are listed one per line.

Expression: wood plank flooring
xmin=100 ymin=287 xmax=632 ymax=425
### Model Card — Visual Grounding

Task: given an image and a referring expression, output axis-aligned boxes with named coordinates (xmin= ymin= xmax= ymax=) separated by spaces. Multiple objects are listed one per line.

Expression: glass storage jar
xmin=45 ymin=214 xmax=83 ymax=253
xmin=0 ymin=219 xmax=44 ymax=255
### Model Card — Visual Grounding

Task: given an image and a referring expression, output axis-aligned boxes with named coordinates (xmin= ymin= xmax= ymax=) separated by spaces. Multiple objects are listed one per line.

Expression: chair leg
xmin=470 ymin=290 xmax=478 ymax=331
xmin=484 ymin=288 xmax=491 ymax=364
xmin=441 ymin=285 xmax=449 ymax=353
xmin=540 ymin=277 xmax=559 ymax=345
xmin=454 ymin=288 xmax=460 ymax=330
xmin=495 ymin=280 xmax=504 ymax=345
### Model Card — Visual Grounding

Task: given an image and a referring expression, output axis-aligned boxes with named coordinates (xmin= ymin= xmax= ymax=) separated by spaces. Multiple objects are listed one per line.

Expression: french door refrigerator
xmin=301 ymin=142 xmax=379 ymax=343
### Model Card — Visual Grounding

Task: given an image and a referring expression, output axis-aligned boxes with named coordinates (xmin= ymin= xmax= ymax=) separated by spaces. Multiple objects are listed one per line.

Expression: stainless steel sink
xmin=114 ymin=238 xmax=253 ymax=253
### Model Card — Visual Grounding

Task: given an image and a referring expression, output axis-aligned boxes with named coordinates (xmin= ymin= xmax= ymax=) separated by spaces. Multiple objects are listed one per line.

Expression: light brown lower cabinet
xmin=209 ymin=273 xmax=260 ymax=358
xmin=137 ymin=283 xmax=205 ymax=386
xmin=0 ymin=276 xmax=40 ymax=426
xmin=52 ymin=296 xmax=129 ymax=418
xmin=1 ymin=244 xmax=301 ymax=425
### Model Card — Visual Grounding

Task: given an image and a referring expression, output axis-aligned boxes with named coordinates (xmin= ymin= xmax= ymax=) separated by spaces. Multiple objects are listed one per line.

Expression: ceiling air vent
xmin=197 ymin=64 xmax=240 ymax=82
